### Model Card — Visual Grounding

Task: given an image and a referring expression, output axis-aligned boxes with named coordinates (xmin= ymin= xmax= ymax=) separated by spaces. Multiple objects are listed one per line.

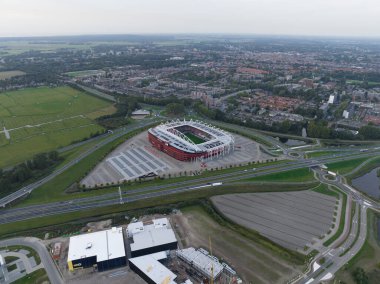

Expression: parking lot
xmin=82 ymin=130 xmax=273 ymax=187
xmin=212 ymin=190 xmax=337 ymax=251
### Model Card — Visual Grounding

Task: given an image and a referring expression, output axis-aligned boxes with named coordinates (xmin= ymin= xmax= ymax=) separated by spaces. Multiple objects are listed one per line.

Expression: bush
xmin=352 ymin=267 xmax=369 ymax=284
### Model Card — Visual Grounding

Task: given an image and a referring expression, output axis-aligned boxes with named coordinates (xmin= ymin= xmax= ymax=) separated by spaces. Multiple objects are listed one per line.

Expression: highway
xmin=0 ymin=237 xmax=63 ymax=284
xmin=298 ymin=168 xmax=379 ymax=284
xmin=1 ymin=148 xmax=380 ymax=225
xmin=0 ymin=119 xmax=161 ymax=208
xmin=0 ymin=122 xmax=379 ymax=284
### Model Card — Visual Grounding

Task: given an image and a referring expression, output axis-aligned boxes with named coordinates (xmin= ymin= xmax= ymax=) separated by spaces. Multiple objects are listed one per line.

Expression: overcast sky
xmin=1 ymin=0 xmax=379 ymax=37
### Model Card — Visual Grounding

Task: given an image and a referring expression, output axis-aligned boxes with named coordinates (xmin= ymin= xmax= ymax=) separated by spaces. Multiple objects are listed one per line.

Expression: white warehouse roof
xmin=130 ymin=224 xmax=177 ymax=252
xmin=127 ymin=221 xmax=144 ymax=237
xmin=68 ymin=227 xmax=125 ymax=262
xmin=129 ymin=218 xmax=177 ymax=252
xmin=129 ymin=252 xmax=177 ymax=284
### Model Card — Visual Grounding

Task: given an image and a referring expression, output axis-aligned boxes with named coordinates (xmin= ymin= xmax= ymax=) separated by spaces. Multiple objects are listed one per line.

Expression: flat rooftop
xmin=68 ymin=227 xmax=125 ymax=262
xmin=176 ymin=247 xmax=224 ymax=278
xmin=129 ymin=252 xmax=177 ymax=284
xmin=130 ymin=224 xmax=177 ymax=252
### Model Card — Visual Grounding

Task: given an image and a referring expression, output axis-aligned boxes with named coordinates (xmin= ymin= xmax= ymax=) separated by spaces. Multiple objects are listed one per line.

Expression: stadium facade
xmin=148 ymin=120 xmax=234 ymax=161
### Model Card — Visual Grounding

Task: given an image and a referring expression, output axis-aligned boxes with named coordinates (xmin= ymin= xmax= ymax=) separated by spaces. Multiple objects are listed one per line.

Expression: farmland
xmin=0 ymin=86 xmax=114 ymax=167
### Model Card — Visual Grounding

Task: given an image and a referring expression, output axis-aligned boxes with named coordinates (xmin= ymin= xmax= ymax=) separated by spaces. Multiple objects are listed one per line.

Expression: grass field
xmin=12 ymin=268 xmax=49 ymax=284
xmin=0 ymin=70 xmax=26 ymax=80
xmin=247 ymin=167 xmax=314 ymax=182
xmin=0 ymin=86 xmax=115 ymax=167
xmin=65 ymin=70 xmax=105 ymax=78
xmin=306 ymin=151 xmax=342 ymax=158
xmin=184 ymin=132 xmax=206 ymax=144
xmin=312 ymin=184 xmax=340 ymax=198
xmin=326 ymin=157 xmax=369 ymax=175
xmin=347 ymin=79 xmax=380 ymax=87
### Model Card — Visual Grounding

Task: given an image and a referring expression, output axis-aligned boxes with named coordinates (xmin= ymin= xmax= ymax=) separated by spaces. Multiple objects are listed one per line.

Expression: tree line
xmin=0 ymin=151 xmax=62 ymax=198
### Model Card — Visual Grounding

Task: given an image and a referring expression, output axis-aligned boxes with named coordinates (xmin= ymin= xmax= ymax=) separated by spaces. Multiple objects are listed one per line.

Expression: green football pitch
xmin=0 ymin=86 xmax=115 ymax=167
xmin=184 ymin=132 xmax=206 ymax=144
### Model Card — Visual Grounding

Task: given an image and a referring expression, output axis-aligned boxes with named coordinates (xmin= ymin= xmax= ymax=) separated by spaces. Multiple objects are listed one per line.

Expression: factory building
xmin=127 ymin=218 xmax=178 ymax=258
xmin=67 ymin=227 xmax=126 ymax=272
xmin=176 ymin=247 xmax=224 ymax=280
xmin=129 ymin=252 xmax=177 ymax=284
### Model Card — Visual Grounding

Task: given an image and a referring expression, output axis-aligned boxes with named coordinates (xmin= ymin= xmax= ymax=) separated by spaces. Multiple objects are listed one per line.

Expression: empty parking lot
xmin=212 ymin=191 xmax=337 ymax=251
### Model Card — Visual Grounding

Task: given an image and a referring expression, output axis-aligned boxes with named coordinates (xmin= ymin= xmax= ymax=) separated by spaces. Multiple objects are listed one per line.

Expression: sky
xmin=0 ymin=0 xmax=379 ymax=38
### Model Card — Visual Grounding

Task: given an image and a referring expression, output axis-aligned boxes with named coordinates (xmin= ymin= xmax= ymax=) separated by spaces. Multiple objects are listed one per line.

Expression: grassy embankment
xmin=334 ymin=210 xmax=380 ymax=284
xmin=305 ymin=151 xmax=343 ymax=158
xmin=246 ymin=167 xmax=315 ymax=183
xmin=323 ymin=186 xmax=347 ymax=247
xmin=0 ymin=182 xmax=311 ymax=238
xmin=326 ymin=157 xmax=371 ymax=175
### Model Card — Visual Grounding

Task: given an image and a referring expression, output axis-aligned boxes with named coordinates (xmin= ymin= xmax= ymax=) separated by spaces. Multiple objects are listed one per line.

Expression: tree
xmin=166 ymin=103 xmax=185 ymax=116
xmin=352 ymin=267 xmax=369 ymax=284
xmin=359 ymin=125 xmax=380 ymax=140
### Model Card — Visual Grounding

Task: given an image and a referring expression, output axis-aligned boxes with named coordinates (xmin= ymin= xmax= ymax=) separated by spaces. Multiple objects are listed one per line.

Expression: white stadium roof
xmin=129 ymin=252 xmax=177 ymax=284
xmin=148 ymin=119 xmax=234 ymax=153
xmin=68 ymin=227 xmax=125 ymax=262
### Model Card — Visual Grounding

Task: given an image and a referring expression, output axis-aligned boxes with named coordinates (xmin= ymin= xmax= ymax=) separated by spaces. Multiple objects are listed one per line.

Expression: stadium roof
xmin=129 ymin=252 xmax=177 ymax=284
xmin=148 ymin=119 xmax=234 ymax=154
xmin=68 ymin=227 xmax=125 ymax=262
xmin=129 ymin=218 xmax=177 ymax=252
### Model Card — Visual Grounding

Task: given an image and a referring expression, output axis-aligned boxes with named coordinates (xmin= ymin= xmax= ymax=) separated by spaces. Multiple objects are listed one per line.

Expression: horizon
xmin=1 ymin=0 xmax=380 ymax=38
xmin=1 ymin=32 xmax=380 ymax=41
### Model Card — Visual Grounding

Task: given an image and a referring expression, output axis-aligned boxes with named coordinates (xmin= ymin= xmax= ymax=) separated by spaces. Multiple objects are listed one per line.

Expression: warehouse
xmin=127 ymin=218 xmax=178 ymax=257
xmin=67 ymin=227 xmax=126 ymax=272
xmin=129 ymin=252 xmax=177 ymax=284
xmin=176 ymin=247 xmax=224 ymax=279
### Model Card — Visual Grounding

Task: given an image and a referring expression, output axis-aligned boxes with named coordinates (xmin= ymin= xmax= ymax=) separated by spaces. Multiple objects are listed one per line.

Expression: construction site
xmin=47 ymin=214 xmax=242 ymax=284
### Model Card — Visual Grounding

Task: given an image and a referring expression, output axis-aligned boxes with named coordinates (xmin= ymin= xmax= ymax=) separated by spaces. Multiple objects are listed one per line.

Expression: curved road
xmin=0 ymin=237 xmax=63 ymax=284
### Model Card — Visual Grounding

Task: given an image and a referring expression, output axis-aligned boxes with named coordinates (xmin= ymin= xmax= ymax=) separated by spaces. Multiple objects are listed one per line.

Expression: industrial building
xmin=148 ymin=119 xmax=234 ymax=161
xmin=176 ymin=247 xmax=224 ymax=280
xmin=67 ymin=227 xmax=126 ymax=272
xmin=127 ymin=218 xmax=178 ymax=257
xmin=129 ymin=252 xmax=177 ymax=284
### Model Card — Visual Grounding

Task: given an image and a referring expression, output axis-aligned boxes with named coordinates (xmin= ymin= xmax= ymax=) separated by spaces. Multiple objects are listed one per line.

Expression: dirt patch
xmin=171 ymin=206 xmax=303 ymax=284
xmin=83 ymin=219 xmax=113 ymax=232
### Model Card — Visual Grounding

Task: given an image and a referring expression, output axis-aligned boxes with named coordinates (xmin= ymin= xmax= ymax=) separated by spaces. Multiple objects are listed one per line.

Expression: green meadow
xmin=0 ymin=86 xmax=114 ymax=167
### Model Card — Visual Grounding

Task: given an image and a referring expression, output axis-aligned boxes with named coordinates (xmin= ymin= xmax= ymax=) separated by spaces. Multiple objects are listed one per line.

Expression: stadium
xmin=148 ymin=120 xmax=235 ymax=161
